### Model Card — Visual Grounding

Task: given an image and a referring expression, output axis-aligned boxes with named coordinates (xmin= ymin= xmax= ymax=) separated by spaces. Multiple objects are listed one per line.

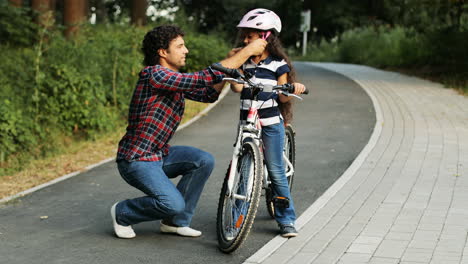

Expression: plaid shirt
xmin=117 ymin=65 xmax=223 ymax=162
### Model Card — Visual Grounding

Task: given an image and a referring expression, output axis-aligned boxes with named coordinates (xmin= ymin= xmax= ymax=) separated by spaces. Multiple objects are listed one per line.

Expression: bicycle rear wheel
xmin=266 ymin=124 xmax=296 ymax=219
xmin=217 ymin=141 xmax=263 ymax=253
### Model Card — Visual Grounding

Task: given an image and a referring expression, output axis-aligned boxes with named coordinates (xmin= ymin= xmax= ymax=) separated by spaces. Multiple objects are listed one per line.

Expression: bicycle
xmin=211 ymin=64 xmax=308 ymax=253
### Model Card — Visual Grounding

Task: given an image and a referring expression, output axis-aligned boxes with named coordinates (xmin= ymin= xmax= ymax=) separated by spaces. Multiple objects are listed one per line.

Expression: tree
xmin=179 ymin=0 xmax=303 ymax=46
xmin=64 ymin=0 xmax=87 ymax=38
xmin=8 ymin=0 xmax=22 ymax=7
xmin=31 ymin=0 xmax=55 ymax=28
xmin=1 ymin=1 xmax=38 ymax=46
xmin=131 ymin=0 xmax=148 ymax=26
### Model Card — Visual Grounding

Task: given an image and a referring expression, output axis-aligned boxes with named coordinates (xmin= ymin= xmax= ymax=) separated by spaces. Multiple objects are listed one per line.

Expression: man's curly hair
xmin=142 ymin=25 xmax=185 ymax=66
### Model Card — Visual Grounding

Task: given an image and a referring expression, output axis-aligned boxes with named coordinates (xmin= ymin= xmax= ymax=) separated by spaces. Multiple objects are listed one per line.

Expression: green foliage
xmin=297 ymin=24 xmax=467 ymax=93
xmin=301 ymin=26 xmax=412 ymax=65
xmin=183 ymin=34 xmax=229 ymax=72
xmin=424 ymin=27 xmax=468 ymax=70
xmin=303 ymin=0 xmax=468 ymax=41
xmin=0 ymin=3 xmax=38 ymax=47
xmin=0 ymin=100 xmax=38 ymax=162
xmin=177 ymin=0 xmax=303 ymax=46
xmin=300 ymin=25 xmax=464 ymax=68
xmin=0 ymin=18 xmax=229 ymax=174
xmin=338 ymin=26 xmax=428 ymax=67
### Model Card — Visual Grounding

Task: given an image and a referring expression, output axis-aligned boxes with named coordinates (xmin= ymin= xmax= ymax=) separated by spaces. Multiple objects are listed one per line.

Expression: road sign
xmin=300 ymin=10 xmax=311 ymax=32
xmin=301 ymin=10 xmax=311 ymax=55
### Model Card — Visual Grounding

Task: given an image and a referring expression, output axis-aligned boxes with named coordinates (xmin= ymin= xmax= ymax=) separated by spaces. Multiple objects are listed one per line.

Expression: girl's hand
xmin=293 ymin=83 xmax=307 ymax=95
xmin=243 ymin=39 xmax=267 ymax=56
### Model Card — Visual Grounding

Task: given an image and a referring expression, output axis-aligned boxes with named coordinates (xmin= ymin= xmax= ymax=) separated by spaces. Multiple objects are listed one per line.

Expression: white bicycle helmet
xmin=237 ymin=8 xmax=282 ymax=33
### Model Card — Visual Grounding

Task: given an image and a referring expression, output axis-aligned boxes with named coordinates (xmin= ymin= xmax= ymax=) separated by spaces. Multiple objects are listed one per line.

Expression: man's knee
xmin=200 ymin=151 xmax=215 ymax=171
xmin=155 ymin=197 xmax=185 ymax=216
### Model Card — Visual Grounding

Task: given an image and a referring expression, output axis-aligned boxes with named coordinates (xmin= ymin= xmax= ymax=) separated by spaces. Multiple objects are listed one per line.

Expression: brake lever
xmin=280 ymin=91 xmax=303 ymax=100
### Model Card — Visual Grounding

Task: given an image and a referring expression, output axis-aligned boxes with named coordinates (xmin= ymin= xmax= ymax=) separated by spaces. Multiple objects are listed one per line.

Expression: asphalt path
xmin=0 ymin=63 xmax=375 ymax=264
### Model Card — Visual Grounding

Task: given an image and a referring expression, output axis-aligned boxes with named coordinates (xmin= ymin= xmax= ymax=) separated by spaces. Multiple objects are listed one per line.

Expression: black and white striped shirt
xmin=240 ymin=56 xmax=290 ymax=126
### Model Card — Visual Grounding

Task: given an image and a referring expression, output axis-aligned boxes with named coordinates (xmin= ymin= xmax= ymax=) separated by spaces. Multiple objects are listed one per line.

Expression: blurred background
xmin=0 ymin=0 xmax=466 ymax=184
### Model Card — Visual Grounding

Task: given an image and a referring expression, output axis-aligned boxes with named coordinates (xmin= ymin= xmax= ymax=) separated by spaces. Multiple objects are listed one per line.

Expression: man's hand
xmin=227 ymin=47 xmax=243 ymax=58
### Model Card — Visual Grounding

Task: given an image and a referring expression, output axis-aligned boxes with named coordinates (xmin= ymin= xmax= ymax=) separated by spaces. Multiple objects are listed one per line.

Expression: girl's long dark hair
xmin=236 ymin=29 xmax=296 ymax=124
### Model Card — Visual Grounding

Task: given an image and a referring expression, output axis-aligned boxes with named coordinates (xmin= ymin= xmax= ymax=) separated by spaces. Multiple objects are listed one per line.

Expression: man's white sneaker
xmin=111 ymin=203 xmax=136 ymax=239
xmin=160 ymin=222 xmax=202 ymax=237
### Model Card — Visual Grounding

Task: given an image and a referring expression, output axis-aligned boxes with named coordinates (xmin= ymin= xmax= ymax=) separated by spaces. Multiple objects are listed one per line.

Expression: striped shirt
xmin=117 ymin=65 xmax=223 ymax=162
xmin=240 ymin=56 xmax=290 ymax=126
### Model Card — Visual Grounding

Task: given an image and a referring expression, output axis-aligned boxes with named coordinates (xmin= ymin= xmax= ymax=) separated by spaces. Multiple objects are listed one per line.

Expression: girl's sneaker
xmin=279 ymin=224 xmax=298 ymax=238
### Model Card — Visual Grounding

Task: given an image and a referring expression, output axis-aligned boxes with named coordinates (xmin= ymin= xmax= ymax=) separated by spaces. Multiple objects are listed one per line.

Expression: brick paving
xmin=245 ymin=63 xmax=468 ymax=264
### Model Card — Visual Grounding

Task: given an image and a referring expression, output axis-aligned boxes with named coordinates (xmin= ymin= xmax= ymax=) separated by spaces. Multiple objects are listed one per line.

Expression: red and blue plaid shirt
xmin=117 ymin=65 xmax=223 ymax=162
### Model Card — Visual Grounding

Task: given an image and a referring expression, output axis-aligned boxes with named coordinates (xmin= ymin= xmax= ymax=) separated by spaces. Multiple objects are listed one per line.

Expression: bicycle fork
xmin=226 ymin=131 xmax=258 ymax=202
xmin=227 ymin=101 xmax=261 ymax=201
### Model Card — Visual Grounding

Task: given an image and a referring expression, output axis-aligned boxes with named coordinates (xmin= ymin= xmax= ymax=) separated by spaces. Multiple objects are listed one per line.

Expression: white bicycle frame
xmin=226 ymin=100 xmax=262 ymax=202
xmin=225 ymin=94 xmax=296 ymax=201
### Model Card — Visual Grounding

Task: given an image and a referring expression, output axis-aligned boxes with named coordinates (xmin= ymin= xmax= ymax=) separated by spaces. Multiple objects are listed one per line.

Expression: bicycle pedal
xmin=272 ymin=197 xmax=290 ymax=209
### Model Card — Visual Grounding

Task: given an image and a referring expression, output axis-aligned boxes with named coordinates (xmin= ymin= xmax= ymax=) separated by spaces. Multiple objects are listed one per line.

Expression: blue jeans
xmin=262 ymin=121 xmax=296 ymax=225
xmin=115 ymin=146 xmax=214 ymax=227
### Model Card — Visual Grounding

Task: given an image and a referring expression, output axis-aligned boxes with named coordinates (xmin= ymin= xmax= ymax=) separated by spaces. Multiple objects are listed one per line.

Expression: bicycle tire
xmin=217 ymin=141 xmax=263 ymax=253
xmin=266 ymin=124 xmax=296 ymax=219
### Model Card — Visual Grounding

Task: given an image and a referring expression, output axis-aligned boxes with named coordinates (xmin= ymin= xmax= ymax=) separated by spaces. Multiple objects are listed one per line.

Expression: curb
xmin=0 ymin=86 xmax=230 ymax=205
xmin=244 ymin=63 xmax=384 ymax=263
xmin=0 ymin=157 xmax=115 ymax=204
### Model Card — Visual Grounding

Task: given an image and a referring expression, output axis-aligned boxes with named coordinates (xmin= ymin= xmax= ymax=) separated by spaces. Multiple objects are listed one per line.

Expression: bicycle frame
xmin=226 ymin=100 xmax=263 ymax=201
xmin=226 ymin=92 xmax=295 ymax=201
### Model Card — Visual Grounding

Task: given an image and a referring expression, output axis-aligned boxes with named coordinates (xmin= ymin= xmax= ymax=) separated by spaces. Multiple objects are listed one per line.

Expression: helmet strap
xmin=261 ymin=31 xmax=271 ymax=40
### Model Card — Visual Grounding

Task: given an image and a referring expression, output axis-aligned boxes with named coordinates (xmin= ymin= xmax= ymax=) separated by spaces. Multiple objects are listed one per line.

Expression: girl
xmin=230 ymin=8 xmax=306 ymax=237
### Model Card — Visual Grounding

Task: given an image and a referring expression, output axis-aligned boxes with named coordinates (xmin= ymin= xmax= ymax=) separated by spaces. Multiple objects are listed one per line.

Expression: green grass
xmin=0 ymin=100 xmax=210 ymax=199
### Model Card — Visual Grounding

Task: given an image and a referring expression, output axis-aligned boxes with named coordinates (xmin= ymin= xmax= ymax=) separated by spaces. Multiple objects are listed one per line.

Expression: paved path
xmin=0 ymin=63 xmax=374 ymax=264
xmin=246 ymin=63 xmax=468 ymax=264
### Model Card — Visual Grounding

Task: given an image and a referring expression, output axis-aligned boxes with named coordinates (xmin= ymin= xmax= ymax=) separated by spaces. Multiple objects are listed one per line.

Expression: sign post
xmin=300 ymin=10 xmax=311 ymax=56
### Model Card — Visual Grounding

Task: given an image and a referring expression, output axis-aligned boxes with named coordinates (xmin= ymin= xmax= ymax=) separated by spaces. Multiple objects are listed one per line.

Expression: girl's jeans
xmin=262 ymin=121 xmax=297 ymax=225
xmin=115 ymin=146 xmax=214 ymax=227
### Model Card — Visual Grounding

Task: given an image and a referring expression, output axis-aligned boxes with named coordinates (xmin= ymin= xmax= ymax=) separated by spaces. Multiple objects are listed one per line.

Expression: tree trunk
xmin=64 ymin=0 xmax=87 ymax=38
xmin=452 ymin=0 xmax=464 ymax=30
xmin=131 ymin=0 xmax=148 ymax=26
xmin=31 ymin=0 xmax=54 ymax=27
xmin=84 ymin=0 xmax=90 ymax=20
xmin=399 ymin=0 xmax=406 ymax=23
xmin=8 ymin=0 xmax=22 ymax=7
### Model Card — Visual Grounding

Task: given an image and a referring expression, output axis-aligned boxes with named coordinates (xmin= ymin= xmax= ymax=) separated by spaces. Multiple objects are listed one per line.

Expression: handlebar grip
xmin=292 ymin=84 xmax=309 ymax=95
xmin=210 ymin=63 xmax=241 ymax=78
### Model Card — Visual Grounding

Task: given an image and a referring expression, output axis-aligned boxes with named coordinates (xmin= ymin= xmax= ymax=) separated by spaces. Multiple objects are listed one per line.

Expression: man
xmin=111 ymin=25 xmax=266 ymax=239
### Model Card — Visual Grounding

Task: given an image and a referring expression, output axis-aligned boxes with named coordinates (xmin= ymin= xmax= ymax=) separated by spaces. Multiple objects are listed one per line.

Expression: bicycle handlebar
xmin=274 ymin=84 xmax=309 ymax=95
xmin=211 ymin=63 xmax=309 ymax=95
xmin=211 ymin=63 xmax=242 ymax=79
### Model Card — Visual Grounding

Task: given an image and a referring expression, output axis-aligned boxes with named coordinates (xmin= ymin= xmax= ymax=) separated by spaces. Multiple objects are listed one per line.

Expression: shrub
xmin=183 ymin=33 xmax=230 ymax=72
xmin=0 ymin=2 xmax=38 ymax=47
xmin=338 ymin=26 xmax=428 ymax=67
xmin=296 ymin=25 xmax=467 ymax=93
xmin=0 ymin=20 xmax=230 ymax=175
xmin=300 ymin=25 xmax=432 ymax=68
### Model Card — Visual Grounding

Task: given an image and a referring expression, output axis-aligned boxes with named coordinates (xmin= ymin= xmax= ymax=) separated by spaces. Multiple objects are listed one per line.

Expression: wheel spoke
xmin=217 ymin=141 xmax=263 ymax=252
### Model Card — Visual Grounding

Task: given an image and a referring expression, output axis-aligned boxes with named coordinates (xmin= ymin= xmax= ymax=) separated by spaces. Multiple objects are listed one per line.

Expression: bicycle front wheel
xmin=217 ymin=141 xmax=263 ymax=253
